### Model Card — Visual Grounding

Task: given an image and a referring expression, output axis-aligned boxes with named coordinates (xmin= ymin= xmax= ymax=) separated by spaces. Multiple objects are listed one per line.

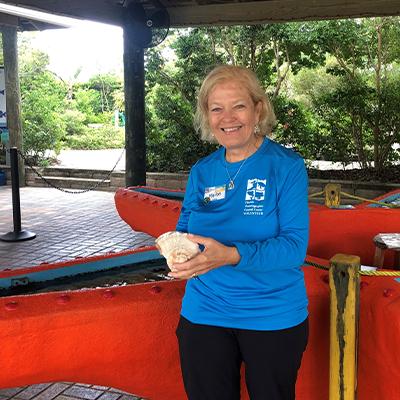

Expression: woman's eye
xmin=235 ymin=104 xmax=245 ymax=110
xmin=211 ymin=107 xmax=222 ymax=112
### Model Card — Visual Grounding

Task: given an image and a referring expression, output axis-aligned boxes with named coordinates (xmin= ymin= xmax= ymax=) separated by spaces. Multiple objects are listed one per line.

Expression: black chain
xmin=15 ymin=148 xmax=125 ymax=194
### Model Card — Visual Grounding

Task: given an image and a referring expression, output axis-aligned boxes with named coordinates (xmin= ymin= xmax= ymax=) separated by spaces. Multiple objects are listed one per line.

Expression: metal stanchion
xmin=0 ymin=147 xmax=36 ymax=242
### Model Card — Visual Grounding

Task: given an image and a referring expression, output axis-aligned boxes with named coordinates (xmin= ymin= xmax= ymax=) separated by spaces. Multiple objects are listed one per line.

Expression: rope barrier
xmin=308 ymin=191 xmax=325 ymax=198
xmin=340 ymin=191 xmax=400 ymax=208
xmin=304 ymin=260 xmax=329 ymax=270
xmin=359 ymin=270 xmax=400 ymax=276
xmin=307 ymin=187 xmax=400 ymax=208
xmin=305 ymin=259 xmax=400 ymax=276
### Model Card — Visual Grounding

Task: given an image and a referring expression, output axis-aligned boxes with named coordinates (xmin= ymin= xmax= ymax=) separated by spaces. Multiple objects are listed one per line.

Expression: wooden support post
xmin=329 ymin=254 xmax=360 ymax=400
xmin=1 ymin=25 xmax=25 ymax=186
xmin=123 ymin=25 xmax=146 ymax=187
xmin=325 ymin=183 xmax=341 ymax=207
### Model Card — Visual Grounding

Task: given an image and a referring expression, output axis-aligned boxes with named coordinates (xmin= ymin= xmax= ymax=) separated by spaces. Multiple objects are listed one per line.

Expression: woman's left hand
xmin=168 ymin=234 xmax=240 ymax=280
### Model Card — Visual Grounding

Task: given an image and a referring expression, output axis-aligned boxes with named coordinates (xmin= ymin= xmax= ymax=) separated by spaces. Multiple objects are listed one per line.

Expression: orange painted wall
xmin=0 ymin=189 xmax=398 ymax=399
xmin=309 ymin=208 xmax=399 ymax=267
xmin=115 ymin=187 xmax=400 ymax=267
xmin=115 ymin=188 xmax=182 ymax=238
xmin=0 ymin=279 xmax=186 ymax=399
xmin=1 ymin=255 xmax=400 ymax=400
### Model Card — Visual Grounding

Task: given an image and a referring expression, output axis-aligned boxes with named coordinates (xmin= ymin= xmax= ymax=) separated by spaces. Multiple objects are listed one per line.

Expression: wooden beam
xmin=2 ymin=0 xmax=400 ymax=28
xmin=167 ymin=0 xmax=400 ymax=26
xmin=329 ymin=254 xmax=360 ymax=400
xmin=324 ymin=183 xmax=341 ymax=208
xmin=0 ymin=13 xmax=18 ymax=27
xmin=1 ymin=25 xmax=25 ymax=186
xmin=0 ymin=0 xmax=123 ymax=26
xmin=123 ymin=19 xmax=146 ymax=186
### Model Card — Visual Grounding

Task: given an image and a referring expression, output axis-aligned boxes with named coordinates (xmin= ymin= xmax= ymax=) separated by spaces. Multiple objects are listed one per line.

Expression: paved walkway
xmin=56 ymin=149 xmax=126 ymax=171
xmin=0 ymin=383 xmax=144 ymax=400
xmin=0 ymin=186 xmax=155 ymax=400
xmin=0 ymin=186 xmax=154 ymax=269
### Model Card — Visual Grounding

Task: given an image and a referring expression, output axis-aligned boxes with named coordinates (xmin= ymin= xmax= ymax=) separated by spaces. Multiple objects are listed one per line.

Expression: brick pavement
xmin=0 ymin=383 xmax=144 ymax=400
xmin=0 ymin=186 xmax=154 ymax=269
xmin=0 ymin=186 xmax=155 ymax=400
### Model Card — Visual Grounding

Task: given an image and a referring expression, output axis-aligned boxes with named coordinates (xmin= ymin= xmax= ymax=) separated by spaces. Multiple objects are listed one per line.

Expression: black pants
xmin=176 ymin=316 xmax=308 ymax=400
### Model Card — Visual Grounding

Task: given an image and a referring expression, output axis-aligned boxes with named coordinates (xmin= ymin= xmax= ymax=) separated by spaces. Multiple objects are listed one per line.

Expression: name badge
xmin=204 ymin=185 xmax=226 ymax=203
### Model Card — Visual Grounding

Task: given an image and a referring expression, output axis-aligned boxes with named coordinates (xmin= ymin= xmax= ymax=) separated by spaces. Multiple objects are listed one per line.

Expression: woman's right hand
xmin=168 ymin=234 xmax=240 ymax=280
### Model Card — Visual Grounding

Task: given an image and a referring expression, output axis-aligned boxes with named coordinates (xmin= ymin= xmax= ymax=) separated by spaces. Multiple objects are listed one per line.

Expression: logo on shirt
xmin=245 ymin=179 xmax=266 ymax=201
xmin=244 ymin=178 xmax=266 ymax=216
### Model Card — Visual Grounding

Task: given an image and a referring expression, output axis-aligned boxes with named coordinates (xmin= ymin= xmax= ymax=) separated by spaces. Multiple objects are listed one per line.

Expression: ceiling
xmin=0 ymin=0 xmax=400 ymax=30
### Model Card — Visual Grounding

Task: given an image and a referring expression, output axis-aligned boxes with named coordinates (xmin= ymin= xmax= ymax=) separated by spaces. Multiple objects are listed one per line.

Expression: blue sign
xmin=1 ymin=128 xmax=9 ymax=144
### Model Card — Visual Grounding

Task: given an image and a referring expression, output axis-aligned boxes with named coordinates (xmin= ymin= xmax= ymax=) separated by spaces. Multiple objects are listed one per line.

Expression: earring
xmin=254 ymin=124 xmax=260 ymax=135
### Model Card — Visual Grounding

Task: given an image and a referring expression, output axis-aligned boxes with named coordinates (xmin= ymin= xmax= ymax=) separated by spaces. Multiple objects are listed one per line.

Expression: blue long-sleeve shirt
xmin=176 ymin=137 xmax=309 ymax=330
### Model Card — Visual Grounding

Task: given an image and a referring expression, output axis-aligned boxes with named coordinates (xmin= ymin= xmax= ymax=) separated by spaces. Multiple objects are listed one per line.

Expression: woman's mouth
xmin=221 ymin=126 xmax=242 ymax=133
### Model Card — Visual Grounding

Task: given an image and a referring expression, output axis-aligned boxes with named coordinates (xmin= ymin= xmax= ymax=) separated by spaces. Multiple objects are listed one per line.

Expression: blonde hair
xmin=194 ymin=65 xmax=276 ymax=142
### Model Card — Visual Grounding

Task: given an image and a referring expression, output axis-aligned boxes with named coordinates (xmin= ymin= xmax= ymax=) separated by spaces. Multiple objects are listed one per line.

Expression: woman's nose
xmin=221 ymin=109 xmax=235 ymax=120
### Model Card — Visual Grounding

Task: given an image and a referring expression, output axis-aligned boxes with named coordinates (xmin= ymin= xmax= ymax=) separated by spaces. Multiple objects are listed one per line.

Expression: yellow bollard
xmin=325 ymin=184 xmax=341 ymax=207
xmin=329 ymin=254 xmax=360 ymax=400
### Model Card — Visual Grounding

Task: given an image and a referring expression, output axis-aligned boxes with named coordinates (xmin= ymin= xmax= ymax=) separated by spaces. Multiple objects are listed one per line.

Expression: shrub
xmin=62 ymin=109 xmax=87 ymax=136
xmin=63 ymin=125 xmax=124 ymax=150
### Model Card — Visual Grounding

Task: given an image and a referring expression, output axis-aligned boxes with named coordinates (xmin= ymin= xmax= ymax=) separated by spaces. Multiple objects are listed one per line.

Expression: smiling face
xmin=207 ymin=79 xmax=262 ymax=160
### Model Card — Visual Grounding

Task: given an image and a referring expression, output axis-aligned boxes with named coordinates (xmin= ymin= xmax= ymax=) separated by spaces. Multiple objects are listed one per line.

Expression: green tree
xmin=205 ymin=23 xmax=324 ymax=99
xmin=144 ymin=25 xmax=323 ymax=171
xmin=307 ymin=18 xmax=400 ymax=174
xmin=71 ymin=88 xmax=103 ymax=124
xmin=19 ymin=46 xmax=67 ymax=163
xmin=146 ymin=83 xmax=216 ymax=172
xmin=69 ymin=73 xmax=124 ymax=126
xmin=272 ymin=96 xmax=340 ymax=162
xmin=145 ymin=29 xmax=222 ymax=171
xmin=77 ymin=73 xmax=123 ymax=113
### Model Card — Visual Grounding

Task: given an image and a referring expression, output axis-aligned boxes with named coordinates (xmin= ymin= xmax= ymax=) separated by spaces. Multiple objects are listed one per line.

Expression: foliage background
xmin=6 ymin=17 xmax=400 ymax=179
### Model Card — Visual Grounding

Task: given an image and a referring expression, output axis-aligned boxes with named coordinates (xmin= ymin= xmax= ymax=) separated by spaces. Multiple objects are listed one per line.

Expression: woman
xmin=169 ymin=65 xmax=309 ymax=400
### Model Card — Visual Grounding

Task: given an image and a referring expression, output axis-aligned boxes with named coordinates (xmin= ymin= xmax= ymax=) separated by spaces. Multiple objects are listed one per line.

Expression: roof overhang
xmin=0 ymin=0 xmax=399 ymax=29
xmin=0 ymin=1 xmax=81 ymax=31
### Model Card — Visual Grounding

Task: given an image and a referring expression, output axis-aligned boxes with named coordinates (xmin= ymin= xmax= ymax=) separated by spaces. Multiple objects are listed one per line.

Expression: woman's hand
xmin=168 ymin=234 xmax=240 ymax=280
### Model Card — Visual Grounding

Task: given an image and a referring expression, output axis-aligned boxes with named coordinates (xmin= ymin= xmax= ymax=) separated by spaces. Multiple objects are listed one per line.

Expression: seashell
xmin=155 ymin=231 xmax=200 ymax=271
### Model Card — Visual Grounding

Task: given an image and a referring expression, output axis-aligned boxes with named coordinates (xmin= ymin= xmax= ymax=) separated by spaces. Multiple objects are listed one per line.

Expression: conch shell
xmin=155 ymin=231 xmax=200 ymax=270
